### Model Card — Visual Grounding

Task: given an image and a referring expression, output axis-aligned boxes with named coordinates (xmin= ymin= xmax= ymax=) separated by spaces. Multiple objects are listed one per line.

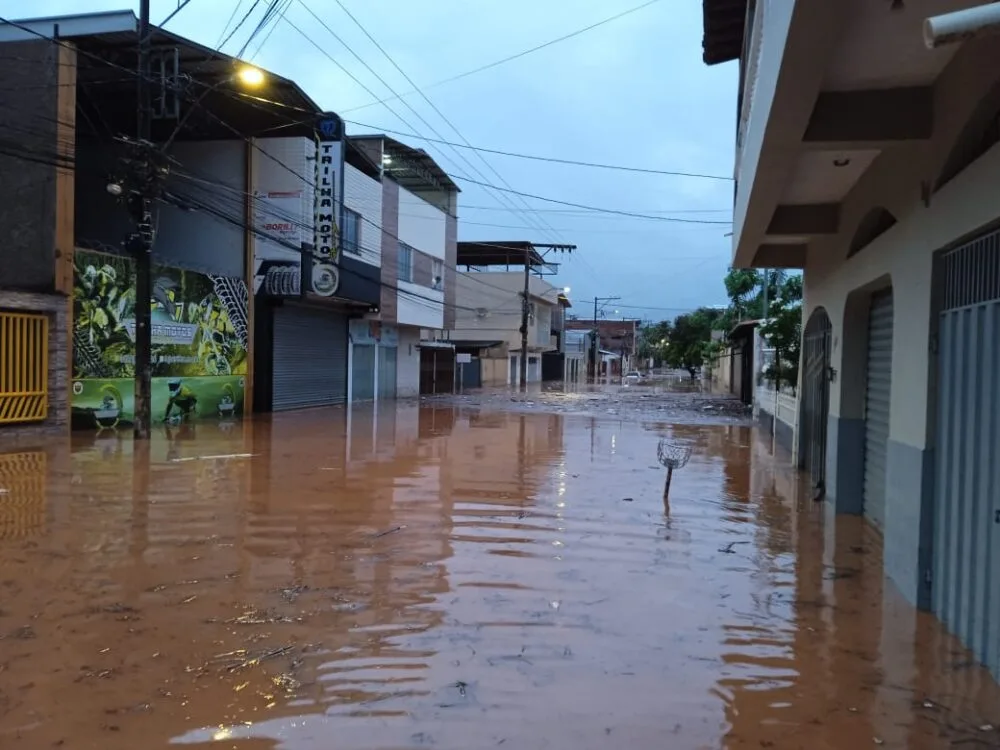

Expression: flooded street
xmin=2 ymin=394 xmax=1000 ymax=749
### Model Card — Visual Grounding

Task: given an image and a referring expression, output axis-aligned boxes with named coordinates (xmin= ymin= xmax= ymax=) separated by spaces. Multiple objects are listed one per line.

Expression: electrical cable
xmin=320 ymin=0 xmax=570 ymax=247
xmin=0 ymin=19 xmax=731 ymax=231
xmin=235 ymin=0 xmax=287 ymax=59
xmin=217 ymin=0 xmax=264 ymax=53
xmin=338 ymin=0 xmax=663 ymax=114
xmin=287 ymin=2 xmax=566 ymax=246
xmin=345 ymin=119 xmax=733 ymax=180
xmin=159 ymin=0 xmax=196 ymax=29
xmin=446 ymin=172 xmax=732 ymax=223
xmin=0 ymin=134 xmax=676 ymax=319
xmin=0 ymin=25 xmax=708 ymax=310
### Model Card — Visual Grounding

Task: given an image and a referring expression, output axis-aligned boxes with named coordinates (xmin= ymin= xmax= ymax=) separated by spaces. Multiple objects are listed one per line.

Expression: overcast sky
xmin=27 ymin=0 xmax=738 ymax=322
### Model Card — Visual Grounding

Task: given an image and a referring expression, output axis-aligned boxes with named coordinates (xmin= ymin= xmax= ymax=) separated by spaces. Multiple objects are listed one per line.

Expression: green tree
xmin=637 ymin=320 xmax=673 ymax=364
xmin=665 ymin=307 xmax=724 ymax=378
xmin=759 ymin=274 xmax=803 ymax=391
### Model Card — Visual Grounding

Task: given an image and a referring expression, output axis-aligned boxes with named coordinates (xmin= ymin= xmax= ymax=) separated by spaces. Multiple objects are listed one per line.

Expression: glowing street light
xmin=236 ymin=66 xmax=266 ymax=87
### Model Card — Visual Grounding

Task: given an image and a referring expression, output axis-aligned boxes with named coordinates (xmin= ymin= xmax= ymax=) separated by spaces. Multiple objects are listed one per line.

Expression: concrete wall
xmin=380 ymin=179 xmax=400 ymax=321
xmin=732 ymin=0 xmax=798 ymax=251
xmin=0 ymin=40 xmax=61 ymax=292
xmin=397 ymin=326 xmax=421 ymax=397
xmin=397 ymin=282 xmax=444 ymax=329
xmin=344 ymin=163 xmax=382 ymax=267
xmin=450 ymin=272 xmax=560 ymax=351
xmin=159 ymin=141 xmax=246 ymax=277
xmin=397 ymin=186 xmax=445 ymax=260
xmin=800 ymin=39 xmax=1000 ymax=607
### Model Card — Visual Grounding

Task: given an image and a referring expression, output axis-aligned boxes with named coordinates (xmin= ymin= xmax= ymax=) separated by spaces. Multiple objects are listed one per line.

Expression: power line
xmin=447 ymin=172 xmax=733 ymax=223
xmin=458 ymin=204 xmax=732 ymax=215
xmin=217 ymin=0 xmax=264 ymax=53
xmin=0 ymin=16 xmax=732 ymax=232
xmin=323 ymin=0 xmax=570 ymax=247
xmin=158 ymin=0 xmax=196 ymax=28
xmin=291 ymin=1 xmax=565 ymax=248
xmin=345 ymin=120 xmax=732 ymax=180
xmin=338 ymin=0 xmax=663 ymax=115
xmin=235 ymin=0 xmax=288 ymax=59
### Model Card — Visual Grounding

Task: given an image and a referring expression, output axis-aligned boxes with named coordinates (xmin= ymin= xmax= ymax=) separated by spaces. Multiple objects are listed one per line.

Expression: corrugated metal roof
xmin=702 ymin=0 xmax=747 ymax=65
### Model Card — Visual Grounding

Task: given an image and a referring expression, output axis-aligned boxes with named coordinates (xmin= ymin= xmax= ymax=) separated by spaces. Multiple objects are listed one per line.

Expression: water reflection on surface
xmin=0 ymin=405 xmax=998 ymax=749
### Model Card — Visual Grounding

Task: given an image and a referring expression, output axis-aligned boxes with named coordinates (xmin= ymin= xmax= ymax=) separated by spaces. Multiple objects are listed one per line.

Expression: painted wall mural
xmin=71 ymin=248 xmax=249 ymax=431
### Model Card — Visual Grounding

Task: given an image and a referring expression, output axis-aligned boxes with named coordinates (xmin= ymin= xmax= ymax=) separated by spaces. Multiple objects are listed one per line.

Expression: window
xmin=343 ymin=208 xmax=362 ymax=255
xmin=431 ymin=259 xmax=444 ymax=290
xmin=397 ymin=242 xmax=414 ymax=282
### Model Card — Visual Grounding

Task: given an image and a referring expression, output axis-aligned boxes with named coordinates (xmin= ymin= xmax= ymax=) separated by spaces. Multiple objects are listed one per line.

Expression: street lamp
xmin=236 ymin=65 xmax=266 ymax=87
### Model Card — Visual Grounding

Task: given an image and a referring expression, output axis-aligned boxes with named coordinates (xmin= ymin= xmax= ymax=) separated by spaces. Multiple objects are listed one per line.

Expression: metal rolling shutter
xmin=377 ymin=346 xmax=397 ymax=399
xmin=352 ymin=344 xmax=376 ymax=401
xmin=863 ymin=289 xmax=894 ymax=530
xmin=272 ymin=306 xmax=348 ymax=411
xmin=934 ymin=231 xmax=1000 ymax=679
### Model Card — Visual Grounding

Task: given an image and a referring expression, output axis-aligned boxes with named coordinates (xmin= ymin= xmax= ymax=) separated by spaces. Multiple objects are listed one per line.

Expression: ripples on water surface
xmin=0 ymin=405 xmax=999 ymax=749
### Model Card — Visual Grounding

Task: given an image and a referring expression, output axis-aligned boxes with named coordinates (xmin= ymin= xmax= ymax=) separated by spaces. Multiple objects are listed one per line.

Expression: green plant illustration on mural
xmin=149 ymin=268 xmax=248 ymax=378
xmin=73 ymin=253 xmax=137 ymax=379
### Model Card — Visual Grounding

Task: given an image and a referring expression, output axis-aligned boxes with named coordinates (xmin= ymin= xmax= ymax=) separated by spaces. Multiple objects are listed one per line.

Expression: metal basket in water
xmin=657 ymin=440 xmax=691 ymax=470
xmin=656 ymin=439 xmax=691 ymax=505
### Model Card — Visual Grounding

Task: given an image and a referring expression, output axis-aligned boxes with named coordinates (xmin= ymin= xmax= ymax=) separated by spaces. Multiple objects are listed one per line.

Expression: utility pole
xmin=590 ymin=295 xmax=620 ymax=380
xmin=132 ymin=0 xmax=153 ymax=439
xmin=519 ymin=245 xmax=530 ymax=390
xmin=518 ymin=243 xmax=575 ymax=391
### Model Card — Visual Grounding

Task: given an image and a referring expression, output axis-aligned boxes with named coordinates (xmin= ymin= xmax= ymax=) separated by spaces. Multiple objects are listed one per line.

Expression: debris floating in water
xmin=169 ymin=453 xmax=256 ymax=463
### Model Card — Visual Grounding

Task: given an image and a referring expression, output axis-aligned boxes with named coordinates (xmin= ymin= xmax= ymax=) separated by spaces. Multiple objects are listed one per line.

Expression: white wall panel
xmin=397 ymin=281 xmax=444 ymax=329
xmin=344 ymin=164 xmax=382 ymax=267
xmin=396 ymin=326 xmax=421 ymax=397
xmin=397 ymin=186 xmax=445 ymax=259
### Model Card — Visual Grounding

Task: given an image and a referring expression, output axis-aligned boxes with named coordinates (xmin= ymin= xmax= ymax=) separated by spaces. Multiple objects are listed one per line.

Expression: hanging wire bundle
xmin=657 ymin=439 xmax=692 ymax=502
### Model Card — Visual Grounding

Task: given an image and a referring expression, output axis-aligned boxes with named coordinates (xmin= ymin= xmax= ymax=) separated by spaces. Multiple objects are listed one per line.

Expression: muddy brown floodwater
xmin=2 ymin=399 xmax=1000 ymax=749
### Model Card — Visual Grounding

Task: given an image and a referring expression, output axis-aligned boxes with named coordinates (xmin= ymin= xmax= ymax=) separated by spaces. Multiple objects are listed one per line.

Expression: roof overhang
xmin=457 ymin=241 xmax=546 ymax=267
xmin=702 ymin=0 xmax=748 ymax=65
xmin=727 ymin=1 xmax=971 ymax=269
xmin=349 ymin=134 xmax=459 ymax=194
xmin=0 ymin=10 xmax=324 ymax=140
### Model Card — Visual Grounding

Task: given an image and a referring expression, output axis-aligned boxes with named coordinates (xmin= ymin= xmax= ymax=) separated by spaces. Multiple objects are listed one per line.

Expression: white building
xmin=347 ymin=136 xmax=460 ymax=398
xmin=702 ymin=1 xmax=1000 ymax=678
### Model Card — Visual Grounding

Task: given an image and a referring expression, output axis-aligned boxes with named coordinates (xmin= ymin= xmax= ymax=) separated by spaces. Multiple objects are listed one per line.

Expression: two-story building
xmin=448 ymin=241 xmax=567 ymax=387
xmin=349 ymin=135 xmax=459 ymax=398
xmin=0 ymin=10 xmax=387 ymax=434
xmin=701 ymin=0 xmax=1000 ymax=678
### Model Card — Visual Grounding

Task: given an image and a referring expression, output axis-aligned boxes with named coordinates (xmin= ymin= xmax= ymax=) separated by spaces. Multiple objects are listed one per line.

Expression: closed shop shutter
xmin=352 ymin=344 xmax=376 ymax=401
xmin=378 ymin=346 xmax=397 ymax=400
xmin=863 ymin=289 xmax=894 ymax=530
xmin=934 ymin=230 xmax=1000 ymax=680
xmin=272 ymin=305 xmax=348 ymax=411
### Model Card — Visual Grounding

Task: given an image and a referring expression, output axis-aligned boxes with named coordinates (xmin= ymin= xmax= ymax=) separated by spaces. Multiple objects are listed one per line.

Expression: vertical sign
xmin=310 ymin=113 xmax=343 ymax=298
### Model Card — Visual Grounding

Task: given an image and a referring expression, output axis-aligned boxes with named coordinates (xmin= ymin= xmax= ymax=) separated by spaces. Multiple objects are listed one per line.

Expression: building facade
xmin=0 ymin=11 xmax=387 ymax=437
xmin=350 ymin=135 xmax=459 ymax=397
xmin=565 ymin=319 xmax=639 ymax=377
xmin=448 ymin=241 xmax=567 ymax=387
xmin=702 ymin=0 xmax=1000 ymax=679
